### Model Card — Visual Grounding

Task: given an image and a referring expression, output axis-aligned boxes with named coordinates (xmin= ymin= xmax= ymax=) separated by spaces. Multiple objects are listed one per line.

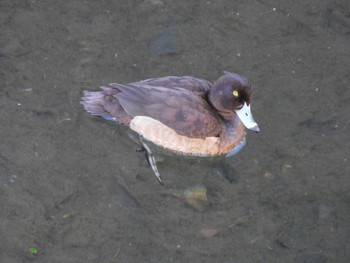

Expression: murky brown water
xmin=1 ymin=0 xmax=350 ymax=262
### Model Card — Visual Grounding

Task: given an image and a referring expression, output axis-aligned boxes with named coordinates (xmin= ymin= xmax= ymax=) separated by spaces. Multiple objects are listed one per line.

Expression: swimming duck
xmin=81 ymin=72 xmax=259 ymax=184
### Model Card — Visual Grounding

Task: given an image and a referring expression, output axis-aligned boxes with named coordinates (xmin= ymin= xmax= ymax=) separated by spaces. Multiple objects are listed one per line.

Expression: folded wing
xmin=110 ymin=82 xmax=221 ymax=138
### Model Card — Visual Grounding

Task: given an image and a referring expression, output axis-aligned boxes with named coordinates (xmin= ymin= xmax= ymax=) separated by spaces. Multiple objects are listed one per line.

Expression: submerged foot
xmin=137 ymin=135 xmax=164 ymax=186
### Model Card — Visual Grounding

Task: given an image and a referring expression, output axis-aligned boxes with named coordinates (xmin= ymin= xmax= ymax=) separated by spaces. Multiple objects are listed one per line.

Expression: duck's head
xmin=209 ymin=71 xmax=260 ymax=132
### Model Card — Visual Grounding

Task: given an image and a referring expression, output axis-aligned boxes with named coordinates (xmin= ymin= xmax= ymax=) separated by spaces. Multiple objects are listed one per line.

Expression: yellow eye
xmin=232 ymin=90 xmax=239 ymax=97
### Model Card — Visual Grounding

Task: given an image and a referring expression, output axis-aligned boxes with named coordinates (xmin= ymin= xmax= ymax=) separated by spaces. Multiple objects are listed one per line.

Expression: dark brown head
xmin=209 ymin=72 xmax=259 ymax=132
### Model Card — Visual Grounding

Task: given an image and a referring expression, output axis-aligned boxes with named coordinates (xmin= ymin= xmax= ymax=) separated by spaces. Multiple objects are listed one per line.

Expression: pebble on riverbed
xmin=149 ymin=32 xmax=181 ymax=56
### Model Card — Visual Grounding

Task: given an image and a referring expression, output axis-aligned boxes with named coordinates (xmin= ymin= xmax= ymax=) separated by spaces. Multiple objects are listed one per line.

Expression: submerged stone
xmin=150 ymin=32 xmax=181 ymax=56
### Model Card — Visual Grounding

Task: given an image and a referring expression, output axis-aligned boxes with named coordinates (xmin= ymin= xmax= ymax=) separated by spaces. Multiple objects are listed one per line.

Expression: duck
xmin=81 ymin=71 xmax=259 ymax=184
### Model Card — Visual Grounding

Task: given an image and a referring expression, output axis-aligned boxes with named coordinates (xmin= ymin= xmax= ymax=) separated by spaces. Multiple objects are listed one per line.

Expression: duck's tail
xmin=81 ymin=88 xmax=132 ymax=124
xmin=81 ymin=90 xmax=116 ymax=121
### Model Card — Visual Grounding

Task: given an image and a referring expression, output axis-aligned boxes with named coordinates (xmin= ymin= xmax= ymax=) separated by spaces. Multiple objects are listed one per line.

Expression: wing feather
xmin=110 ymin=82 xmax=222 ymax=138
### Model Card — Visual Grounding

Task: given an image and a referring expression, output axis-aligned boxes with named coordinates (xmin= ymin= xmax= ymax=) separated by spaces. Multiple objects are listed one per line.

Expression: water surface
xmin=1 ymin=0 xmax=349 ymax=262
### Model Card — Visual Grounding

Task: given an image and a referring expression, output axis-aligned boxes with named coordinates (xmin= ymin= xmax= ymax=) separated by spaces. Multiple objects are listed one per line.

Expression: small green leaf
xmin=63 ymin=213 xmax=71 ymax=219
xmin=28 ymin=247 xmax=37 ymax=254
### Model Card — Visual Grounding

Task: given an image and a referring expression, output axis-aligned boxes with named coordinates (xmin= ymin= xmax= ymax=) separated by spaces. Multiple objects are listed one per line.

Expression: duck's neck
xmin=219 ymin=117 xmax=245 ymax=152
